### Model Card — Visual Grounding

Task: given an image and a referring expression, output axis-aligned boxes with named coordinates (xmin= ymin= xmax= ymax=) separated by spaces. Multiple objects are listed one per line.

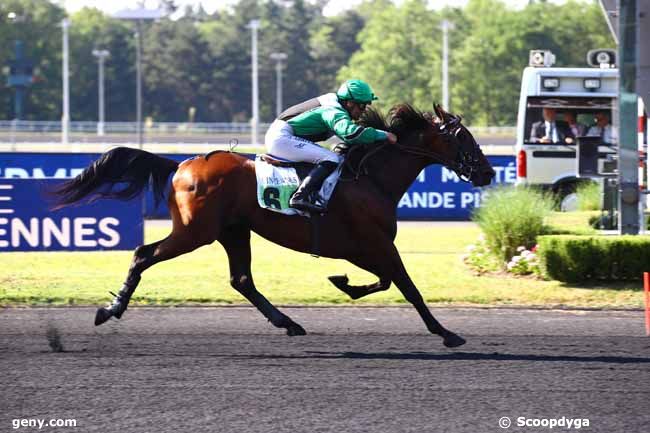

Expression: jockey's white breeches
xmin=264 ymin=119 xmax=339 ymax=164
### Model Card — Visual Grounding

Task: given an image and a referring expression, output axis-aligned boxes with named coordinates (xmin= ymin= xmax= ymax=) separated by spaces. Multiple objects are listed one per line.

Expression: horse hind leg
xmin=328 ymin=275 xmax=391 ymax=300
xmin=95 ymin=232 xmax=205 ymax=326
xmin=220 ymin=225 xmax=306 ymax=336
xmin=328 ymin=254 xmax=392 ymax=300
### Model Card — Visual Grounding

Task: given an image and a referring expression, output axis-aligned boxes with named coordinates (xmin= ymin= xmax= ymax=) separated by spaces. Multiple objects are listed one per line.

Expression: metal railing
xmin=0 ymin=120 xmax=273 ymax=134
xmin=0 ymin=120 xmax=514 ymax=135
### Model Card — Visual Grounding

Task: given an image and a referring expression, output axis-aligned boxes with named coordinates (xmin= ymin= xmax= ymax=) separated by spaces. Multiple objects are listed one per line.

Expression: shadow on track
xmin=120 ymin=351 xmax=650 ymax=365
xmin=333 ymin=351 xmax=650 ymax=364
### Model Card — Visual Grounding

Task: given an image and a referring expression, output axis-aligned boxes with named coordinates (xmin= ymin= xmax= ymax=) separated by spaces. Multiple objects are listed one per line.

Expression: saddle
xmin=259 ymin=154 xmax=315 ymax=179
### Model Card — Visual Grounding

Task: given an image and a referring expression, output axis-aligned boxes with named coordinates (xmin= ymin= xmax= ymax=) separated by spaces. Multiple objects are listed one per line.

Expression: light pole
xmin=135 ymin=23 xmax=143 ymax=147
xmin=61 ymin=18 xmax=70 ymax=147
xmin=270 ymin=52 xmax=287 ymax=117
xmin=92 ymin=49 xmax=110 ymax=136
xmin=5 ymin=12 xmax=33 ymax=152
xmin=114 ymin=7 xmax=166 ymax=149
xmin=441 ymin=20 xmax=454 ymax=110
xmin=248 ymin=19 xmax=260 ymax=146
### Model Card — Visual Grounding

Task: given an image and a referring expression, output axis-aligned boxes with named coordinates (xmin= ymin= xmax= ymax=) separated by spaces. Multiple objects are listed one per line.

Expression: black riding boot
xmin=290 ymin=161 xmax=338 ymax=213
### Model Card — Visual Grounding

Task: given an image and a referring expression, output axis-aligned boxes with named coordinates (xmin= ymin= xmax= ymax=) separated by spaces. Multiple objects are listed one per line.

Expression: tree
xmin=0 ymin=0 xmax=66 ymax=120
xmin=197 ymin=0 xmax=262 ymax=121
xmin=197 ymin=0 xmax=322 ymax=122
xmin=310 ymin=10 xmax=365 ymax=93
xmin=451 ymin=0 xmax=522 ymax=125
xmin=258 ymin=0 xmax=321 ymax=119
xmin=0 ymin=0 xmax=617 ymax=125
xmin=451 ymin=0 xmax=615 ymax=125
xmin=338 ymin=0 xmax=442 ymax=112
xmin=69 ymin=7 xmax=134 ymax=121
xmin=143 ymin=18 xmax=214 ymax=122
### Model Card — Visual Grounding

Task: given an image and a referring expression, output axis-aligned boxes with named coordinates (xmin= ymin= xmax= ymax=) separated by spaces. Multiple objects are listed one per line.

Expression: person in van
xmin=562 ymin=110 xmax=587 ymax=144
xmin=586 ymin=112 xmax=615 ymax=144
xmin=529 ymin=107 xmax=570 ymax=143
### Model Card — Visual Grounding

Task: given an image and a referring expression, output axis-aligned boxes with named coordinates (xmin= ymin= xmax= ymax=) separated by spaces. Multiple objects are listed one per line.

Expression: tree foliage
xmin=452 ymin=0 xmax=614 ymax=125
xmin=339 ymin=0 xmax=442 ymax=112
xmin=0 ymin=0 xmax=614 ymax=125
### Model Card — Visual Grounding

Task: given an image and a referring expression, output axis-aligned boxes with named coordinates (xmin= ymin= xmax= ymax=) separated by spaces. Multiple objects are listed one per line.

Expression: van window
xmin=524 ymin=97 xmax=614 ymax=144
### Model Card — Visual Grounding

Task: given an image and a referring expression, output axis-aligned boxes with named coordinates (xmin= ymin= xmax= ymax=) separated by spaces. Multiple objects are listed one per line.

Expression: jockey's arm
xmin=322 ymin=108 xmax=391 ymax=145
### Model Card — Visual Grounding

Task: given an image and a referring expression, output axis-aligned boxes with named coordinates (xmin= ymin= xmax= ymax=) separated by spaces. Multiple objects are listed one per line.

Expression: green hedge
xmin=537 ymin=235 xmax=650 ymax=283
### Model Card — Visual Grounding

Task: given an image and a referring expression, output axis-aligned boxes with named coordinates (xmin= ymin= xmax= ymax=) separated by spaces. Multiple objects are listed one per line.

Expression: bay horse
xmin=53 ymin=103 xmax=494 ymax=348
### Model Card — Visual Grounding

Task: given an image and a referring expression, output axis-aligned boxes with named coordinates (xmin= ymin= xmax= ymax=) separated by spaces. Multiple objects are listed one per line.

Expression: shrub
xmin=537 ymin=235 xmax=650 ymax=283
xmin=576 ymin=181 xmax=600 ymax=211
xmin=473 ymin=186 xmax=554 ymax=262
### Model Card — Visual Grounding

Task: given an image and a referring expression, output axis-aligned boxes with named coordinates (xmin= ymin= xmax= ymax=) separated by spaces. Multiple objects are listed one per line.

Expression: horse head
xmin=432 ymin=104 xmax=495 ymax=187
xmin=357 ymin=104 xmax=495 ymax=188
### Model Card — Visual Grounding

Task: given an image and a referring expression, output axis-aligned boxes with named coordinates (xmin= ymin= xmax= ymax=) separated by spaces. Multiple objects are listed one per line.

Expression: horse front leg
xmin=370 ymin=240 xmax=465 ymax=348
xmin=392 ymin=264 xmax=465 ymax=348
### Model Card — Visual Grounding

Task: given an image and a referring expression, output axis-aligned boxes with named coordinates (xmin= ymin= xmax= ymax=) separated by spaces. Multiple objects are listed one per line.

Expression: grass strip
xmin=0 ymin=218 xmax=642 ymax=308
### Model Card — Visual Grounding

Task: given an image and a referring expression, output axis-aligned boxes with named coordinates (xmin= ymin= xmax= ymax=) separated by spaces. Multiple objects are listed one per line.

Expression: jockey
xmin=265 ymin=78 xmax=398 ymax=213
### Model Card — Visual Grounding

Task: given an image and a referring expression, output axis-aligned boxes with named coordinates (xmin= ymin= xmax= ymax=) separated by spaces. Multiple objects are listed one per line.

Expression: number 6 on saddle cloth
xmin=255 ymin=154 xmax=343 ymax=216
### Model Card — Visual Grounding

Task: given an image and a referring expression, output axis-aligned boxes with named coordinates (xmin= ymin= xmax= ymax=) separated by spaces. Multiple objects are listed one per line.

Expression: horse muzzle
xmin=471 ymin=167 xmax=496 ymax=187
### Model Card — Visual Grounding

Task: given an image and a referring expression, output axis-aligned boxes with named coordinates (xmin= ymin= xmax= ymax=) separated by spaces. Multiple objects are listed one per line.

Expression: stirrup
xmin=290 ymin=196 xmax=326 ymax=213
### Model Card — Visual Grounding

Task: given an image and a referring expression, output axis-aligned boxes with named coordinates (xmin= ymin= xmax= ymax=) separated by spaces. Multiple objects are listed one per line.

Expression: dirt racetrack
xmin=1 ymin=307 xmax=649 ymax=432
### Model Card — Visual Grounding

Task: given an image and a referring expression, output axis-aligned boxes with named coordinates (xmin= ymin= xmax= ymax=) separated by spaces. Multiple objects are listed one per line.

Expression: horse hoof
xmin=443 ymin=332 xmax=466 ymax=348
xmin=286 ymin=323 xmax=307 ymax=336
xmin=327 ymin=275 xmax=349 ymax=290
xmin=94 ymin=308 xmax=113 ymax=326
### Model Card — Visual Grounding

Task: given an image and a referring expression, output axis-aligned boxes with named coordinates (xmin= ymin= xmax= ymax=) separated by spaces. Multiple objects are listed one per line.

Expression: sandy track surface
xmin=2 ymin=307 xmax=648 ymax=432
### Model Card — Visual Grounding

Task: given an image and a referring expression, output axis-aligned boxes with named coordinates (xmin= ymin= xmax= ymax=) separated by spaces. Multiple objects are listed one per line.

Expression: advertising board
xmin=0 ymin=152 xmax=515 ymax=221
xmin=0 ymin=178 xmax=143 ymax=251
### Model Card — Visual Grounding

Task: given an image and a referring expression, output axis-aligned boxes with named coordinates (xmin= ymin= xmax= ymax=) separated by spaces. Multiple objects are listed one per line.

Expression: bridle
xmin=439 ymin=116 xmax=482 ymax=182
xmin=342 ymin=116 xmax=482 ymax=183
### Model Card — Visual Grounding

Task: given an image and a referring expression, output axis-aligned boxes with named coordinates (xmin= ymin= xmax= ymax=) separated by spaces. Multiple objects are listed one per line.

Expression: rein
xmin=340 ymin=142 xmax=390 ymax=181
xmin=340 ymin=134 xmax=462 ymax=182
xmin=395 ymin=143 xmax=455 ymax=166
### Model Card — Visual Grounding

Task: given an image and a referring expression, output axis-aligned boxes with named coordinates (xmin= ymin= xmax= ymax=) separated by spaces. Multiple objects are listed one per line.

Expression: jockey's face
xmin=344 ymin=101 xmax=367 ymax=120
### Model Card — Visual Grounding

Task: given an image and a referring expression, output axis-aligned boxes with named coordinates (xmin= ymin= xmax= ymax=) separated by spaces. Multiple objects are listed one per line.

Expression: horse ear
xmin=433 ymin=103 xmax=444 ymax=121
xmin=433 ymin=103 xmax=451 ymax=123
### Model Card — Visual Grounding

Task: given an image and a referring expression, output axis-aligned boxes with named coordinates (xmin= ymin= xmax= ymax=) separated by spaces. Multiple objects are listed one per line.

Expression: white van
xmin=514 ymin=50 xmax=618 ymax=210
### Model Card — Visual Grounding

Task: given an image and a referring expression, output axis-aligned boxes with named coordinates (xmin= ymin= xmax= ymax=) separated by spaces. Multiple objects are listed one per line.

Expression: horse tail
xmin=52 ymin=147 xmax=179 ymax=209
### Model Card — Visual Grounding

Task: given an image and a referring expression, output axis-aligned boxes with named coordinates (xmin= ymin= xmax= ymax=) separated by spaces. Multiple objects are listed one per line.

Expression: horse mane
xmin=359 ymin=103 xmax=436 ymax=136
xmin=358 ymin=107 xmax=389 ymax=130
xmin=343 ymin=104 xmax=441 ymax=179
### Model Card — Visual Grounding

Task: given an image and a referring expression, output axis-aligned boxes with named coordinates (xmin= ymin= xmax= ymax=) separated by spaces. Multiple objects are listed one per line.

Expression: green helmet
xmin=336 ymin=79 xmax=378 ymax=104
